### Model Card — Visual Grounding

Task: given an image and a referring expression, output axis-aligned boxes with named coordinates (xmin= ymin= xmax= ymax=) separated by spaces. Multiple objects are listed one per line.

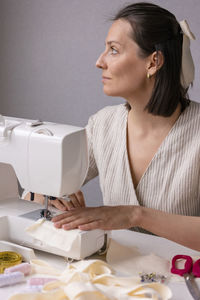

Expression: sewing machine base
xmin=0 ymin=198 xmax=108 ymax=260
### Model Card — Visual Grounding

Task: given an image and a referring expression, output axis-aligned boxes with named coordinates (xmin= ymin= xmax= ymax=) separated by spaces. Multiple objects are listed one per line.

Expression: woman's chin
xmin=103 ymin=88 xmax=119 ymax=97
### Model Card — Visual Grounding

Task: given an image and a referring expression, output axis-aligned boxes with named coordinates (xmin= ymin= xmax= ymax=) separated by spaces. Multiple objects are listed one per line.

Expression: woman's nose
xmin=96 ymin=52 xmax=107 ymax=69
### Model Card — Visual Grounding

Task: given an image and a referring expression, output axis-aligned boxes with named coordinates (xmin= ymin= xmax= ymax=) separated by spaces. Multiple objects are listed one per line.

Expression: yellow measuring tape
xmin=0 ymin=251 xmax=22 ymax=273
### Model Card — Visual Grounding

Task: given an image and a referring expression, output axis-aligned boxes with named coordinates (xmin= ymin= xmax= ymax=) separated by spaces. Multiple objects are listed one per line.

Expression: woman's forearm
xmin=51 ymin=203 xmax=200 ymax=251
xmin=135 ymin=206 xmax=200 ymax=251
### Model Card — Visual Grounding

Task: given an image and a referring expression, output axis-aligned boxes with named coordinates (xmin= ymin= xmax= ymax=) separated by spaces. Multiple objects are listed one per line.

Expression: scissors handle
xmin=192 ymin=259 xmax=200 ymax=277
xmin=171 ymin=255 xmax=193 ymax=276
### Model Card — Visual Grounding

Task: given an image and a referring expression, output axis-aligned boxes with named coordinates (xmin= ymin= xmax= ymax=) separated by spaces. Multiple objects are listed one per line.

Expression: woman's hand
xmin=24 ymin=190 xmax=86 ymax=211
xmin=49 ymin=190 xmax=86 ymax=211
xmin=51 ymin=205 xmax=138 ymax=231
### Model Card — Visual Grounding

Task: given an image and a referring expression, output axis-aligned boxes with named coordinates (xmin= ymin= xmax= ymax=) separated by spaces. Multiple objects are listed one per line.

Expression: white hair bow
xmin=179 ymin=20 xmax=195 ymax=89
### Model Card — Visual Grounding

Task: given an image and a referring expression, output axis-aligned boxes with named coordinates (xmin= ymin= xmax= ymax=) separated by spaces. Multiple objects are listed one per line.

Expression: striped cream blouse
xmin=85 ymin=101 xmax=200 ymax=218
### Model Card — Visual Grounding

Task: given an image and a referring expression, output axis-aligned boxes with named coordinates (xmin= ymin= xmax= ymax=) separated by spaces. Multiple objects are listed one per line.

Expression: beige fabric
xmin=9 ymin=259 xmax=172 ymax=300
xmin=26 ymin=218 xmax=82 ymax=254
xmin=179 ymin=19 xmax=195 ymax=88
xmin=30 ymin=259 xmax=62 ymax=276
xmin=85 ymin=101 xmax=200 ymax=232
xmin=179 ymin=20 xmax=195 ymax=88
xmin=106 ymin=239 xmax=170 ymax=278
xmin=106 ymin=239 xmax=200 ymax=284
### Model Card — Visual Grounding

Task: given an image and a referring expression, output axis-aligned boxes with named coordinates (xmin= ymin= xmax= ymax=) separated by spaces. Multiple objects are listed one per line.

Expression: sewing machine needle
xmin=44 ymin=195 xmax=48 ymax=219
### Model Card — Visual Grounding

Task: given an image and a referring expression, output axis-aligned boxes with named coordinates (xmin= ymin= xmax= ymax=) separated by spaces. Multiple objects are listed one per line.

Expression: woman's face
xmin=96 ymin=19 xmax=150 ymax=100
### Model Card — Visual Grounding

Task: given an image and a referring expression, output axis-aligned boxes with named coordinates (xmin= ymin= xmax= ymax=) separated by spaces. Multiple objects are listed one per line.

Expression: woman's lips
xmin=102 ymin=76 xmax=111 ymax=83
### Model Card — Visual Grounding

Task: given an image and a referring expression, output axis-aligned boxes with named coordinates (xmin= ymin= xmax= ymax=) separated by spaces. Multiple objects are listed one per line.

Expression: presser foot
xmin=41 ymin=195 xmax=53 ymax=220
xmin=40 ymin=209 xmax=52 ymax=220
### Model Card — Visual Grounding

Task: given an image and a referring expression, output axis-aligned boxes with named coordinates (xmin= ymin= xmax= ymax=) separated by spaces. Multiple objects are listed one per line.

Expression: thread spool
xmin=20 ymin=285 xmax=43 ymax=293
xmin=0 ymin=251 xmax=22 ymax=273
xmin=0 ymin=271 xmax=24 ymax=287
xmin=28 ymin=277 xmax=57 ymax=286
xmin=4 ymin=262 xmax=31 ymax=276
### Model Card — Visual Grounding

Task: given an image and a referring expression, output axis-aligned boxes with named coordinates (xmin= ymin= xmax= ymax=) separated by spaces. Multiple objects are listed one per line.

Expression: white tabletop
xmin=111 ymin=230 xmax=200 ymax=300
xmin=1 ymin=229 xmax=200 ymax=300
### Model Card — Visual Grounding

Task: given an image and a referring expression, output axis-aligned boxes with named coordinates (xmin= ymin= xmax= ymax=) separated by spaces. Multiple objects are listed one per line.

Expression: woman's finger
xmin=68 ymin=194 xmax=81 ymax=208
xmin=54 ymin=215 xmax=78 ymax=228
xmin=67 ymin=190 xmax=86 ymax=208
xmin=50 ymin=198 xmax=77 ymax=211
xmin=49 ymin=199 xmax=67 ymax=211
xmin=52 ymin=212 xmax=72 ymax=222
xmin=62 ymin=198 xmax=75 ymax=210
xmin=78 ymin=220 xmax=103 ymax=231
xmin=74 ymin=190 xmax=85 ymax=207
xmin=61 ymin=217 xmax=100 ymax=230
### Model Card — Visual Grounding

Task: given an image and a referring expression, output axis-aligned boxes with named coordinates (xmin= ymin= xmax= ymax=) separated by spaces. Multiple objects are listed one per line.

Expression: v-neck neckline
xmin=124 ymin=105 xmax=186 ymax=192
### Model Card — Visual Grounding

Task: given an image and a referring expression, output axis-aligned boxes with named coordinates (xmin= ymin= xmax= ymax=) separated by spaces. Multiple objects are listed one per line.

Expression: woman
xmin=31 ymin=2 xmax=200 ymax=250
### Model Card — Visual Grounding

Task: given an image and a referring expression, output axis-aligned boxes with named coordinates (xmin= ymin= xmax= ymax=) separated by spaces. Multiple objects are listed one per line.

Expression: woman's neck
xmin=127 ymin=101 xmax=182 ymax=136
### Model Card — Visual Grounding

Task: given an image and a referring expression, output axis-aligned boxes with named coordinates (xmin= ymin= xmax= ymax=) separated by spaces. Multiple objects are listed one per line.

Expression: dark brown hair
xmin=113 ymin=2 xmax=190 ymax=117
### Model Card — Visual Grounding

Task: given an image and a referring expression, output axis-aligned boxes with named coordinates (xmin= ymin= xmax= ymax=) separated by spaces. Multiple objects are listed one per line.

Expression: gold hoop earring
xmin=147 ymin=73 xmax=150 ymax=79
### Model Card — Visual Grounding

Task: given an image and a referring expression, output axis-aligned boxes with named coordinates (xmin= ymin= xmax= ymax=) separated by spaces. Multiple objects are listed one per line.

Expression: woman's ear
xmin=146 ymin=51 xmax=164 ymax=77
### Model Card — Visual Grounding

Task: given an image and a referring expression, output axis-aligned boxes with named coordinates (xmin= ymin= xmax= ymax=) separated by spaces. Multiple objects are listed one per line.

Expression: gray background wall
xmin=0 ymin=0 xmax=199 ymax=206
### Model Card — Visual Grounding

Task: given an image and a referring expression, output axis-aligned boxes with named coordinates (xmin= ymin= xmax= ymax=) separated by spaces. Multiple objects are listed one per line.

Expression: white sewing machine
xmin=0 ymin=115 xmax=107 ymax=260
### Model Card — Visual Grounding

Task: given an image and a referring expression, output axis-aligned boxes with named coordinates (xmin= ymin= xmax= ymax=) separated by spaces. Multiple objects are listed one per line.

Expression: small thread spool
xmin=20 ymin=285 xmax=43 ymax=293
xmin=28 ymin=277 xmax=57 ymax=286
xmin=0 ymin=251 xmax=22 ymax=273
xmin=4 ymin=262 xmax=31 ymax=276
xmin=0 ymin=271 xmax=24 ymax=287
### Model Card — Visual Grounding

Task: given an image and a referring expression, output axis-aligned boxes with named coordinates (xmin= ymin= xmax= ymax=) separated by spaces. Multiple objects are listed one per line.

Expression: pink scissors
xmin=171 ymin=255 xmax=200 ymax=300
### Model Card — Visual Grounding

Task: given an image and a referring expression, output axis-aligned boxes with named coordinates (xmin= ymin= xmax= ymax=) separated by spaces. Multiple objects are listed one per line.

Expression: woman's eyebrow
xmin=105 ymin=40 xmax=122 ymax=46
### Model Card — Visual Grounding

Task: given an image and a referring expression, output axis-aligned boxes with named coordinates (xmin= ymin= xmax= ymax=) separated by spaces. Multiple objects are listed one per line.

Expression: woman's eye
xmin=110 ymin=47 xmax=118 ymax=55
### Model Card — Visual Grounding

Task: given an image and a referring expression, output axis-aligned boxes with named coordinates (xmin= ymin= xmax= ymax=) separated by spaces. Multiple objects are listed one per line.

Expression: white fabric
xmin=85 ymin=101 xmax=200 ymax=234
xmin=179 ymin=20 xmax=195 ymax=88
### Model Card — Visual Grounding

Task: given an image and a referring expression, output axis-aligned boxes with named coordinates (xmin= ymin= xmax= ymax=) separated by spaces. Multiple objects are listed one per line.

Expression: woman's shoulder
xmin=184 ymin=100 xmax=200 ymax=120
xmin=178 ymin=101 xmax=200 ymax=136
xmin=189 ymin=100 xmax=200 ymax=109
